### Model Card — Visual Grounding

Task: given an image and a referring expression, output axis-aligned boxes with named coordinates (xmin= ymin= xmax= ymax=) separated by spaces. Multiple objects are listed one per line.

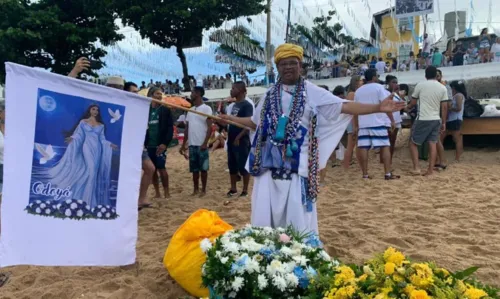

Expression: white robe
xmin=248 ymin=81 xmax=352 ymax=233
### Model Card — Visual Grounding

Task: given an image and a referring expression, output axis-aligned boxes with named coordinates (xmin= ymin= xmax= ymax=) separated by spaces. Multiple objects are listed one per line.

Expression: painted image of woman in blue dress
xmin=34 ymin=104 xmax=118 ymax=208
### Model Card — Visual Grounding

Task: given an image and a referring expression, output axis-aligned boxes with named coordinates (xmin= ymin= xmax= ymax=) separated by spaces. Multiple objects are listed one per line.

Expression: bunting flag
xmin=395 ymin=0 xmax=434 ymax=18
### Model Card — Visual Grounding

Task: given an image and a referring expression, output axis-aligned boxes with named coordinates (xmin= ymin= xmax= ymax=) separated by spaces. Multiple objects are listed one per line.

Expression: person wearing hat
xmin=221 ymin=43 xmax=404 ymax=234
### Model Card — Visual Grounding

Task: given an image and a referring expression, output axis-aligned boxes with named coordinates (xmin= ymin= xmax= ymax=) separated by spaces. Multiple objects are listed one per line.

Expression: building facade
xmin=370 ymin=8 xmax=421 ymax=64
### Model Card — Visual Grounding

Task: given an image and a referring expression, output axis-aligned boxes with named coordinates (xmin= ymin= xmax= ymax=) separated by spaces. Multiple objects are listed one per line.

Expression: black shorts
xmin=227 ymin=139 xmax=250 ymax=176
xmin=446 ymin=120 xmax=462 ymax=131
xmin=147 ymin=146 xmax=167 ymax=170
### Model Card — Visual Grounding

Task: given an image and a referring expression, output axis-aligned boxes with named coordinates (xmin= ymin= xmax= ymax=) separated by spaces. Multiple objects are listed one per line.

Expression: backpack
xmin=463 ymin=97 xmax=484 ymax=118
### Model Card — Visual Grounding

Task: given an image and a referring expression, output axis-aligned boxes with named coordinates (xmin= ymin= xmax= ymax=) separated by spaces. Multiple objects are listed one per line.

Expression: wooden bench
xmin=462 ymin=117 xmax=500 ymax=135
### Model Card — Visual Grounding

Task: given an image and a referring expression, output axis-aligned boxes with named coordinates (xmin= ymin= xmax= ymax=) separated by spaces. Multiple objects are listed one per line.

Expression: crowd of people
xmin=67 ymin=42 xmax=467 ymax=234
xmin=310 ymin=29 xmax=500 ymax=80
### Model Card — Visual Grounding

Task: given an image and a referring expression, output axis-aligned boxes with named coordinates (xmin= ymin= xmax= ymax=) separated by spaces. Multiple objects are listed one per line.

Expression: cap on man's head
xmin=106 ymin=76 xmax=124 ymax=87
xmin=274 ymin=43 xmax=304 ymax=65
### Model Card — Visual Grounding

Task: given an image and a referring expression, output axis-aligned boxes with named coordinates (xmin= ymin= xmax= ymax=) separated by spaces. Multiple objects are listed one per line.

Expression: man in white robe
xmin=221 ymin=44 xmax=404 ymax=234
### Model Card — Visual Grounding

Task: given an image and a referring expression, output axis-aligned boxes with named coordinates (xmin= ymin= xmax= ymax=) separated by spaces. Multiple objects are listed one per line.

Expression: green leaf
xmin=453 ymin=266 xmax=479 ymax=280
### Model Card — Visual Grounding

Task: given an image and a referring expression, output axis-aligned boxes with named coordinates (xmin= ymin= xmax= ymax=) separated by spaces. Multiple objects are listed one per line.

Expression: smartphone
xmin=88 ymin=60 xmax=100 ymax=69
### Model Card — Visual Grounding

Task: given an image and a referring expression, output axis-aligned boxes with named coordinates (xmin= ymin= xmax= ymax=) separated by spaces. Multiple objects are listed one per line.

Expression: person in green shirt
xmin=431 ymin=48 xmax=443 ymax=67
xmin=145 ymin=87 xmax=174 ymax=200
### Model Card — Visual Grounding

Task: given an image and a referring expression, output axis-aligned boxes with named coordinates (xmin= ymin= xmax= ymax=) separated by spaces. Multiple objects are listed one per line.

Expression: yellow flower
xmin=335 ymin=285 xmax=357 ymax=298
xmin=410 ymin=290 xmax=431 ymax=299
xmin=404 ymin=284 xmax=416 ymax=295
xmin=383 ymin=247 xmax=407 ymax=266
xmin=334 ymin=266 xmax=356 ymax=286
xmin=385 ymin=262 xmax=396 ymax=275
xmin=374 ymin=293 xmax=389 ymax=299
xmin=464 ymin=285 xmax=488 ymax=299
xmin=393 ymin=274 xmax=405 ymax=282
xmin=410 ymin=263 xmax=434 ymax=289
xmin=363 ymin=265 xmax=375 ymax=276
xmin=397 ymin=267 xmax=406 ymax=275
xmin=357 ymin=274 xmax=368 ymax=282
xmin=437 ymin=268 xmax=450 ymax=277
xmin=456 ymin=280 xmax=467 ymax=293
xmin=445 ymin=277 xmax=453 ymax=285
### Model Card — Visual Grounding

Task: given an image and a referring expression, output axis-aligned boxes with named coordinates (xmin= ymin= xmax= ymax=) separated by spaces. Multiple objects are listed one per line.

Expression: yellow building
xmin=369 ymin=8 xmax=421 ymax=64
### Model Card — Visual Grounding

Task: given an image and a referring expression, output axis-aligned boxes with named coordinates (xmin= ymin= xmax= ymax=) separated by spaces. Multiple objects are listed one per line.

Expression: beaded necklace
xmin=251 ymin=77 xmax=320 ymax=210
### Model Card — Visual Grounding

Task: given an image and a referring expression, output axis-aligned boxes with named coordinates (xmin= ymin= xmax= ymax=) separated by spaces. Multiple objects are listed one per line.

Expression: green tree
xmin=0 ymin=0 xmax=123 ymax=83
xmin=114 ymin=0 xmax=266 ymax=90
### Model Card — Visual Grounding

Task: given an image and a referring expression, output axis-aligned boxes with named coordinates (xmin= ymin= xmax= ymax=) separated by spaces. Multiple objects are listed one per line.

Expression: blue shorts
xmin=357 ymin=126 xmax=390 ymax=149
xmin=147 ymin=146 xmax=167 ymax=169
xmin=189 ymin=146 xmax=209 ymax=173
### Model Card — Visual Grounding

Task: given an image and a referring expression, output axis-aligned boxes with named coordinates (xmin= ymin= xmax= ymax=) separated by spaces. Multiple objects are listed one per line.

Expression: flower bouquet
xmin=201 ymin=225 xmax=338 ymax=299
xmin=312 ymin=247 xmax=499 ymax=299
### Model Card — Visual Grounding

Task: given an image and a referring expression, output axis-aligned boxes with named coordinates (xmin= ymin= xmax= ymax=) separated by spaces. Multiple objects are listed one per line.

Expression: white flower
xmin=283 ymin=261 xmax=296 ymax=273
xmin=320 ymin=250 xmax=331 ymax=261
xmin=228 ymin=291 xmax=237 ymax=298
xmin=292 ymin=255 xmax=309 ymax=266
xmin=200 ymin=238 xmax=212 ymax=253
xmin=97 ymin=212 xmax=102 ymax=218
xmin=280 ymin=246 xmax=294 ymax=257
xmin=363 ymin=265 xmax=374 ymax=276
xmin=105 ymin=212 xmax=110 ymax=218
xmin=86 ymin=205 xmax=90 ymax=210
xmin=285 ymin=273 xmax=299 ymax=287
xmin=35 ymin=207 xmax=41 ymax=214
xmin=65 ymin=209 xmax=72 ymax=217
xmin=244 ymin=224 xmax=252 ymax=229
xmin=101 ymin=207 xmax=106 ymax=213
xmin=76 ymin=209 xmax=83 ymax=217
xmin=29 ymin=203 xmax=34 ymax=208
xmin=240 ymin=238 xmax=264 ymax=252
xmin=77 ymin=200 xmax=83 ymax=204
xmin=331 ymin=260 xmax=340 ymax=267
xmin=70 ymin=203 xmax=78 ymax=210
xmin=245 ymin=257 xmax=260 ymax=274
xmin=223 ymin=242 xmax=240 ymax=254
xmin=65 ymin=199 xmax=71 ymax=204
xmin=262 ymin=227 xmax=274 ymax=235
xmin=45 ymin=208 xmax=51 ymax=214
xmin=272 ymin=274 xmax=287 ymax=291
xmin=57 ymin=203 xmax=62 ymax=209
xmin=266 ymin=260 xmax=284 ymax=275
xmin=220 ymin=236 xmax=231 ymax=245
xmin=220 ymin=257 xmax=229 ymax=264
xmin=231 ymin=276 xmax=244 ymax=292
xmin=36 ymin=200 xmax=42 ymax=204
xmin=257 ymin=274 xmax=268 ymax=290
xmin=40 ymin=203 xmax=46 ymax=209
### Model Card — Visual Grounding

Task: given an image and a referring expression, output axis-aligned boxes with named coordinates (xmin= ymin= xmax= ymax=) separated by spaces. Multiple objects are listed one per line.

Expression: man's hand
xmin=219 ymin=114 xmax=233 ymax=122
xmin=380 ymin=94 xmax=406 ymax=113
xmin=440 ymin=123 xmax=446 ymax=133
xmin=201 ymin=143 xmax=208 ymax=151
xmin=156 ymin=144 xmax=167 ymax=156
xmin=68 ymin=57 xmax=90 ymax=78
xmin=391 ymin=121 xmax=396 ymax=132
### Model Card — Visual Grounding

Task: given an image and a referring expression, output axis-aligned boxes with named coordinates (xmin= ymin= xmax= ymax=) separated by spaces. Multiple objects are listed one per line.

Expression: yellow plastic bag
xmin=163 ymin=209 xmax=233 ymax=298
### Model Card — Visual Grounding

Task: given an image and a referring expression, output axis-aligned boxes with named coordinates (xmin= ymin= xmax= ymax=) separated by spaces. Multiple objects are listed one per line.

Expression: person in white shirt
xmin=422 ymin=33 xmax=431 ymax=68
xmin=375 ymin=57 xmax=386 ymax=75
xmin=406 ymin=66 xmax=449 ymax=176
xmin=491 ymin=37 xmax=500 ymax=63
xmin=180 ymin=86 xmax=213 ymax=196
xmin=354 ymin=69 xmax=399 ymax=180
xmin=384 ymin=75 xmax=403 ymax=164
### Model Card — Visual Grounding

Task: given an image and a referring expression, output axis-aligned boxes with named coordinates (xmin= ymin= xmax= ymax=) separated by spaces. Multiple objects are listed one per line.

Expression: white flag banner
xmin=0 ymin=63 xmax=149 ymax=267
xmin=395 ymin=0 xmax=434 ymax=18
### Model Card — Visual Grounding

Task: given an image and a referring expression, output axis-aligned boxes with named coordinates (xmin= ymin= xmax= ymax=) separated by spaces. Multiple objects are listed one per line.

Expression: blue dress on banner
xmin=33 ymin=120 xmax=113 ymax=208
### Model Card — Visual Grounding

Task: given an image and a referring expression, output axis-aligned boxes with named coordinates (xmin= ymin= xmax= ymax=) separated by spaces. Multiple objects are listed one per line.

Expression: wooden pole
xmin=149 ymin=98 xmax=252 ymax=130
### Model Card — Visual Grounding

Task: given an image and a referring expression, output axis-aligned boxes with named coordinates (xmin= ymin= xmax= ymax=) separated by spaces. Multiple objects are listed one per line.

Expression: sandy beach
xmin=1 ymin=130 xmax=499 ymax=299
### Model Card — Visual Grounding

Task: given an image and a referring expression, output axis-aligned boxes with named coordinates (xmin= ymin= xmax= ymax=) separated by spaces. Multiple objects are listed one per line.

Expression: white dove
xmin=35 ymin=144 xmax=56 ymax=165
xmin=108 ymin=108 xmax=122 ymax=124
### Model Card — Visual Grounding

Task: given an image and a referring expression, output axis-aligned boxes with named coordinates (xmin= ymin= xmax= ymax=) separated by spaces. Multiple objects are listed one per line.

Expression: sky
xmin=99 ymin=0 xmax=498 ymax=83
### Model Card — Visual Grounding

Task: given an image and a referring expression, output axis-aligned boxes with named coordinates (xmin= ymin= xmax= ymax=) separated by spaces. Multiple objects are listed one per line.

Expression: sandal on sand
xmin=385 ymin=173 xmax=401 ymax=180
xmin=138 ymin=203 xmax=153 ymax=211
xmin=0 ymin=273 xmax=10 ymax=288
xmin=362 ymin=175 xmax=372 ymax=179
xmin=434 ymin=164 xmax=447 ymax=170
